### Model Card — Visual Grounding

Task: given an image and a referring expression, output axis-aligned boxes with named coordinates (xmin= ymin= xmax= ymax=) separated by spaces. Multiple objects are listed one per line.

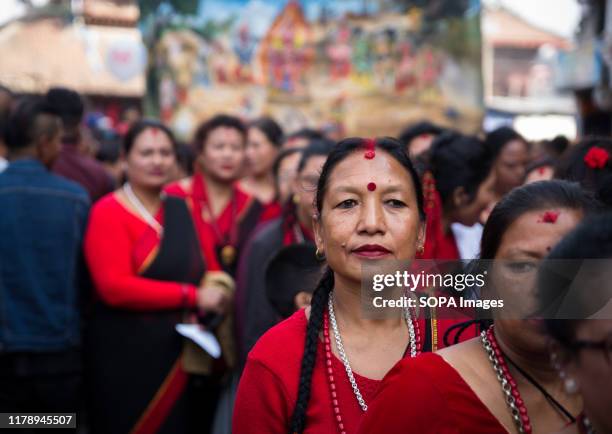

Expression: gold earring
xmin=315 ymin=248 xmax=326 ymax=261
xmin=293 ymin=194 xmax=301 ymax=204
xmin=417 ymin=244 xmax=424 ymax=254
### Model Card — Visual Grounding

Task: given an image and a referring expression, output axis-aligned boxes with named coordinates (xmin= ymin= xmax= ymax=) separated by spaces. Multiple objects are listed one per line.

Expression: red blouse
xmin=84 ymin=193 xmax=198 ymax=310
xmin=165 ymin=174 xmax=276 ymax=271
xmin=233 ymin=310 xmax=477 ymax=434
xmin=357 ymin=353 xmax=508 ymax=434
xmin=261 ymin=200 xmax=282 ymax=222
xmin=233 ymin=309 xmax=380 ymax=434
xmin=423 ymin=229 xmax=461 ymax=260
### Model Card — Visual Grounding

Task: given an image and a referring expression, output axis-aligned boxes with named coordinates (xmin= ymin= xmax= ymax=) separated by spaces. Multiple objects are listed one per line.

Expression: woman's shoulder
xmin=247 ymin=308 xmax=307 ymax=367
xmin=90 ymin=191 xmax=123 ymax=218
xmin=164 ymin=177 xmax=192 ymax=197
xmin=85 ymin=193 xmax=133 ymax=242
xmin=435 ymin=336 xmax=483 ymax=375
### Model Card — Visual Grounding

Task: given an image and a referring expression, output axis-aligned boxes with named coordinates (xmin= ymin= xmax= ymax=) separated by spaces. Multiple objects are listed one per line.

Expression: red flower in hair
xmin=584 ymin=146 xmax=610 ymax=169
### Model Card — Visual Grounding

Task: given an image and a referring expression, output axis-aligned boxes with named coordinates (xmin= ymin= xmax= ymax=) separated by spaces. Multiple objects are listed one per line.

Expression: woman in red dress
xmin=233 ymin=137 xmax=476 ymax=434
xmin=240 ymin=116 xmax=283 ymax=209
xmin=358 ymin=180 xmax=601 ymax=434
xmin=165 ymin=114 xmax=279 ymax=276
xmin=420 ymin=132 xmax=496 ymax=260
xmin=236 ymin=139 xmax=334 ymax=364
xmin=538 ymin=213 xmax=612 ymax=434
xmin=84 ymin=120 xmax=232 ymax=434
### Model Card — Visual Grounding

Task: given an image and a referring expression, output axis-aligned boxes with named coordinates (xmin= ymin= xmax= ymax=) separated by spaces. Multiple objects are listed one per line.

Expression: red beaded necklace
xmin=323 ymin=311 xmax=347 ymax=434
xmin=482 ymin=326 xmax=533 ymax=434
xmin=323 ymin=310 xmax=421 ymax=434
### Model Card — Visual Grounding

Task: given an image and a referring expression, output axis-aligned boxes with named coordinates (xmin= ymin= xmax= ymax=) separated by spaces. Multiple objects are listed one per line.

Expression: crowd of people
xmin=0 ymin=83 xmax=611 ymax=434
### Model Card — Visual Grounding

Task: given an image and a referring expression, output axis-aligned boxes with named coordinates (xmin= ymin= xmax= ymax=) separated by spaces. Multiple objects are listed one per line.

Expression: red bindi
xmin=538 ymin=211 xmax=560 ymax=224
xmin=538 ymin=167 xmax=546 ymax=175
xmin=367 ymin=182 xmax=376 ymax=191
xmin=150 ymin=128 xmax=160 ymax=136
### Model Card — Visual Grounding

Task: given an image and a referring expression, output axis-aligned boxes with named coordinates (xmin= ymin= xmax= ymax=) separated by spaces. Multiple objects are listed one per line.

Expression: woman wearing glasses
xmin=539 ymin=213 xmax=612 ymax=434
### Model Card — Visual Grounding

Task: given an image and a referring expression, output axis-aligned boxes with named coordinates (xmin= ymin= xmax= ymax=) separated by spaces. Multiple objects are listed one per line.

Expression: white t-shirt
xmin=451 ymin=223 xmax=483 ymax=260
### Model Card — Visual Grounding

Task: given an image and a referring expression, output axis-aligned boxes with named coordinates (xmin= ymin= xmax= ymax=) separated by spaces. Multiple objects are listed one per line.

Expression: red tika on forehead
xmin=367 ymin=182 xmax=376 ymax=191
xmin=538 ymin=210 xmax=560 ymax=224
xmin=150 ymin=127 xmax=160 ymax=136
xmin=363 ymin=138 xmax=376 ymax=159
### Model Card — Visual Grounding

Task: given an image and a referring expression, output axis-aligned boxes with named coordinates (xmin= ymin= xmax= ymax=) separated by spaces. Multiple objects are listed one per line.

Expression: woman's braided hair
xmin=288 ymin=268 xmax=334 ymax=434
xmin=288 ymin=137 xmax=424 ymax=433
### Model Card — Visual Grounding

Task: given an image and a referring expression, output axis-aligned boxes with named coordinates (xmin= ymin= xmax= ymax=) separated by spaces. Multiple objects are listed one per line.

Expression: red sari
xmin=165 ymin=173 xmax=277 ymax=275
xmin=84 ymin=192 xmax=207 ymax=434
xmin=233 ymin=310 xmax=478 ymax=434
xmin=84 ymin=194 xmax=200 ymax=309
xmin=357 ymin=353 xmax=508 ymax=434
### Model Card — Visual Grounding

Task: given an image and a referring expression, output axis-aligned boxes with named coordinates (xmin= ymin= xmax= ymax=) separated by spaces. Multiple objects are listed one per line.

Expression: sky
xmin=484 ymin=0 xmax=582 ymax=38
xmin=0 ymin=0 xmax=25 ymax=25
xmin=0 ymin=0 xmax=47 ymax=25
xmin=0 ymin=0 xmax=583 ymax=38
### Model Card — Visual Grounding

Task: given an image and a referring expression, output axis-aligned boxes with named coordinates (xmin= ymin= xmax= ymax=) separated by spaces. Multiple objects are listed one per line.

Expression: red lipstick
xmin=352 ymin=244 xmax=391 ymax=258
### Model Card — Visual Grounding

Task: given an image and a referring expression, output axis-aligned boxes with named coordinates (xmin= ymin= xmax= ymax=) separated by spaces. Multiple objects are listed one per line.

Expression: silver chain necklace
xmin=123 ymin=183 xmax=163 ymax=235
xmin=480 ymin=330 xmax=527 ymax=433
xmin=327 ymin=291 xmax=417 ymax=412
xmin=581 ymin=414 xmax=596 ymax=434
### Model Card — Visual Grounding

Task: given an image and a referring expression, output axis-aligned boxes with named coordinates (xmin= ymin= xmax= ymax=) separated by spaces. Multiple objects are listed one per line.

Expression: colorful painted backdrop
xmin=150 ymin=0 xmax=483 ymax=139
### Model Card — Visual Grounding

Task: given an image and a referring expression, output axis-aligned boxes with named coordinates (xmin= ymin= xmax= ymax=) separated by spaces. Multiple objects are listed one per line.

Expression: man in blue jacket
xmin=0 ymin=96 xmax=90 ymax=416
